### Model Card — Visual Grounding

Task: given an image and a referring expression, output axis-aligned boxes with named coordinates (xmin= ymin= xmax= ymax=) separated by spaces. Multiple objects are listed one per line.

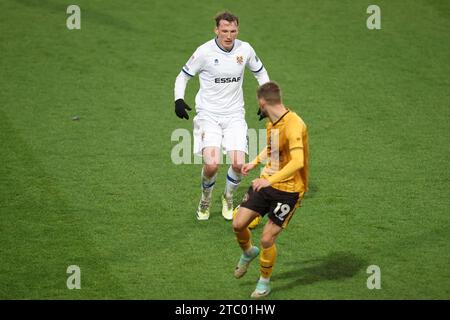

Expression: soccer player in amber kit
xmin=232 ymin=81 xmax=309 ymax=298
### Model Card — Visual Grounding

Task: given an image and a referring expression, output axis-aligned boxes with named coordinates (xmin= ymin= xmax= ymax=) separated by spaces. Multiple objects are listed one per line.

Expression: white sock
xmin=201 ymin=168 xmax=216 ymax=200
xmin=259 ymin=276 xmax=270 ymax=284
xmin=244 ymin=246 xmax=257 ymax=256
xmin=224 ymin=166 xmax=242 ymax=198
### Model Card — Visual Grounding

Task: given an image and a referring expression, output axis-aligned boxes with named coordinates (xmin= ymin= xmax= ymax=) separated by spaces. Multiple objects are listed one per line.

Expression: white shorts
xmin=193 ymin=113 xmax=248 ymax=156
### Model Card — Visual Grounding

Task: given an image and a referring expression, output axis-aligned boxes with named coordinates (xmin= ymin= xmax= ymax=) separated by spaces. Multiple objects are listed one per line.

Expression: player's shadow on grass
xmin=272 ymin=251 xmax=366 ymax=290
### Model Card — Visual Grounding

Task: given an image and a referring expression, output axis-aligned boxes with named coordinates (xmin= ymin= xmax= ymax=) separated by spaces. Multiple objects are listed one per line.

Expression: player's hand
xmin=241 ymin=163 xmax=256 ymax=176
xmin=175 ymin=99 xmax=192 ymax=120
xmin=252 ymin=178 xmax=270 ymax=192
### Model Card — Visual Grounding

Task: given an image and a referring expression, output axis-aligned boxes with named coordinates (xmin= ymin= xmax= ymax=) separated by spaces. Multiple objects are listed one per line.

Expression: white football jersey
xmin=181 ymin=38 xmax=266 ymax=117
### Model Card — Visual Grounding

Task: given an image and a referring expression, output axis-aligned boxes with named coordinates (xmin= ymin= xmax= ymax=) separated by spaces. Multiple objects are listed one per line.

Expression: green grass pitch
xmin=1 ymin=0 xmax=449 ymax=299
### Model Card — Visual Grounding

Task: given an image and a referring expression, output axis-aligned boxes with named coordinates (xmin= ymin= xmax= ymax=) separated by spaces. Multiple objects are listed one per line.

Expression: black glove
xmin=175 ymin=99 xmax=192 ymax=120
xmin=257 ymin=108 xmax=267 ymax=121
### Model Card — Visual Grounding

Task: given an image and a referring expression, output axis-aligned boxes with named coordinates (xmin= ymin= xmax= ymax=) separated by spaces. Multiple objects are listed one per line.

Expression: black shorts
xmin=239 ymin=186 xmax=301 ymax=228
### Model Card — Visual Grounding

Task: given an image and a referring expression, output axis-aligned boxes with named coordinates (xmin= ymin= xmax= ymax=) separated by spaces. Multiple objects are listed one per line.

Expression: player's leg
xmin=202 ymin=146 xmax=221 ymax=195
xmin=232 ymin=205 xmax=261 ymax=278
xmin=251 ymin=220 xmax=283 ymax=298
xmin=193 ymin=115 xmax=222 ymax=220
xmin=195 ymin=146 xmax=220 ymax=219
xmin=232 ymin=186 xmax=268 ymax=278
xmin=222 ymin=150 xmax=245 ymax=220
xmin=251 ymin=189 xmax=299 ymax=298
xmin=221 ymin=116 xmax=247 ymax=220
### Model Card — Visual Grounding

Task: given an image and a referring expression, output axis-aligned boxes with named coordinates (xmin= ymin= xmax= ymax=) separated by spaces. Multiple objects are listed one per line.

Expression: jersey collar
xmin=214 ymin=37 xmax=234 ymax=53
xmin=272 ymin=110 xmax=290 ymax=126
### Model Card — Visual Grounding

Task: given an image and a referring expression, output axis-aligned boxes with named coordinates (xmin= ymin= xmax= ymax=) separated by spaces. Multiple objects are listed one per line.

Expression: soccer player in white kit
xmin=174 ymin=11 xmax=269 ymax=221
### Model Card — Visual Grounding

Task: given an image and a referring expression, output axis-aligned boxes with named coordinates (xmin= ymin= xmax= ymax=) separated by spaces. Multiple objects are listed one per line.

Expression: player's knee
xmin=232 ymin=219 xmax=245 ymax=232
xmin=260 ymin=234 xmax=274 ymax=248
xmin=231 ymin=162 xmax=243 ymax=174
xmin=203 ymin=163 xmax=219 ymax=176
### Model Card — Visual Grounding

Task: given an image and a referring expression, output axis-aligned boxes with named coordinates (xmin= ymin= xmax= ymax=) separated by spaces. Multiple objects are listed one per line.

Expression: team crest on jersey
xmin=201 ymin=132 xmax=205 ymax=141
xmin=236 ymin=55 xmax=244 ymax=64
xmin=214 ymin=58 xmax=219 ymax=65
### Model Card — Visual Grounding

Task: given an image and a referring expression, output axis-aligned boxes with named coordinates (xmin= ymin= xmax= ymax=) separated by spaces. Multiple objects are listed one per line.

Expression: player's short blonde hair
xmin=257 ymin=81 xmax=282 ymax=104
xmin=214 ymin=11 xmax=239 ymax=27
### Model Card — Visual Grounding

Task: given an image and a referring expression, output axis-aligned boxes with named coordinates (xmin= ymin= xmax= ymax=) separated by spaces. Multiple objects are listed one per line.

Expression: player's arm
xmin=174 ymin=71 xmax=192 ymax=119
xmin=252 ymin=148 xmax=303 ymax=191
xmin=251 ymin=146 xmax=268 ymax=165
xmin=246 ymin=45 xmax=269 ymax=85
xmin=253 ymin=123 xmax=305 ymax=191
xmin=241 ymin=147 xmax=267 ymax=176
xmin=266 ymin=148 xmax=304 ymax=185
xmin=173 ymin=48 xmax=204 ymax=119
xmin=253 ymin=67 xmax=269 ymax=85
xmin=267 ymin=124 xmax=305 ymax=185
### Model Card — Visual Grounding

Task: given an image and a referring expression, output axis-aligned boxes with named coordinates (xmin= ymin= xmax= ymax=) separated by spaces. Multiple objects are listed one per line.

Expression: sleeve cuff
xmin=251 ymin=65 xmax=264 ymax=73
xmin=182 ymin=68 xmax=194 ymax=77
